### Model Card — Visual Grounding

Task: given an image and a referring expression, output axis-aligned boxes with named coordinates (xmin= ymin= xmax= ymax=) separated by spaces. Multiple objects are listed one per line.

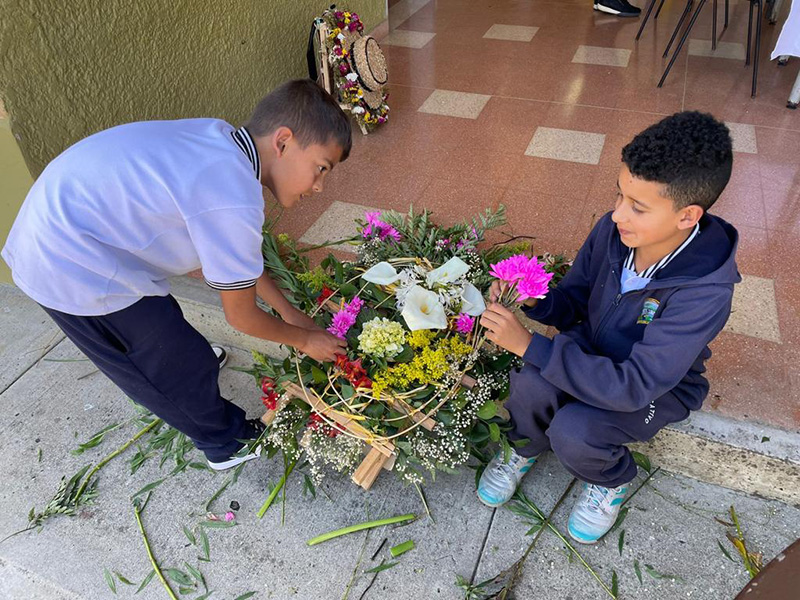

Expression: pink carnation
xmin=455 ymin=313 xmax=475 ymax=335
xmin=346 ymin=296 xmax=364 ymax=315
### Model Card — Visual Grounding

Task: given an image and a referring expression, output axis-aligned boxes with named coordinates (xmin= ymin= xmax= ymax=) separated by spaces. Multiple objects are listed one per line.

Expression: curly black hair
xmin=622 ymin=111 xmax=733 ymax=211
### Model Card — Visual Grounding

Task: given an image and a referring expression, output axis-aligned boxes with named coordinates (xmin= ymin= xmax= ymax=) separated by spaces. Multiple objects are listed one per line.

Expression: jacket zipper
xmin=591 ymin=269 xmax=645 ymax=346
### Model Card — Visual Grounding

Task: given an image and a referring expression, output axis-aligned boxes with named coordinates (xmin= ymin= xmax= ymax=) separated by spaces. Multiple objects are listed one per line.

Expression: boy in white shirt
xmin=2 ymin=79 xmax=348 ymax=470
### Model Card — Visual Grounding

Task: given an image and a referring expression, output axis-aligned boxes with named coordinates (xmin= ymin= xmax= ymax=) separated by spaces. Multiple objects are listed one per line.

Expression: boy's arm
xmin=219 ymin=285 xmax=345 ymax=362
xmin=522 ymin=285 xmax=733 ymax=412
xmin=254 ymin=271 xmax=322 ymax=331
xmin=522 ymin=216 xmax=603 ymax=330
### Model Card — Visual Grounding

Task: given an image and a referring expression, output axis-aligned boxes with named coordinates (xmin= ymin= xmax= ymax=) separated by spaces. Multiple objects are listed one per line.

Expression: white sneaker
xmin=211 ymin=345 xmax=228 ymax=369
xmin=477 ymin=449 xmax=537 ymax=507
xmin=207 ymin=444 xmax=262 ymax=471
xmin=567 ymin=482 xmax=629 ymax=544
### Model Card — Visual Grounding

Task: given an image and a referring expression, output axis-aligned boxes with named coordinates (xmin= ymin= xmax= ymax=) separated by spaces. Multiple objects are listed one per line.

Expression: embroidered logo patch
xmin=637 ymin=297 xmax=660 ymax=325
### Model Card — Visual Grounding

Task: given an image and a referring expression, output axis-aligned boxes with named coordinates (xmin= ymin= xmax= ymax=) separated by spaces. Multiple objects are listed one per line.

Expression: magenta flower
xmin=489 ymin=255 xmax=553 ymax=302
xmin=455 ymin=313 xmax=475 ymax=334
xmin=224 ymin=511 xmax=235 ymax=522
xmin=362 ymin=211 xmax=401 ymax=243
xmin=346 ymin=296 xmax=365 ymax=315
xmin=328 ymin=310 xmax=356 ymax=339
xmin=339 ymin=63 xmax=349 ymax=75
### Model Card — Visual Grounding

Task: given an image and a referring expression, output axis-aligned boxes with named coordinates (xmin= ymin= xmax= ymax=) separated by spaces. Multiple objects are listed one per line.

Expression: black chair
xmin=639 ymin=0 xmax=764 ymax=97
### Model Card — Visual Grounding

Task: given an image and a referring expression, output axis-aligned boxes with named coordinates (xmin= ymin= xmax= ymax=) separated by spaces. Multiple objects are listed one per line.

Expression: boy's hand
xmin=281 ymin=306 xmax=323 ymax=331
xmin=480 ymin=303 xmax=533 ymax=358
xmin=300 ymin=330 xmax=347 ymax=362
xmin=488 ymin=280 xmax=539 ymax=308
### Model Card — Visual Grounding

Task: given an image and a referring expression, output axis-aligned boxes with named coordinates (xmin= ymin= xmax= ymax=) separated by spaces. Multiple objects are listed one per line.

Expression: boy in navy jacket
xmin=478 ymin=111 xmax=740 ymax=544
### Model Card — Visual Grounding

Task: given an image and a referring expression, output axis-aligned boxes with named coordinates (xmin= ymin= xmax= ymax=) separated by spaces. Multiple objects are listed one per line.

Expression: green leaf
xmin=511 ymin=437 xmax=531 ymax=448
xmin=311 ymin=365 xmax=328 ymax=384
xmin=113 ymin=571 xmax=136 ymax=586
xmin=611 ymin=570 xmax=619 ymax=598
xmin=232 ymin=593 xmax=258 ymax=600
xmin=633 ymin=559 xmax=643 ymax=585
xmin=644 ymin=564 xmax=685 ymax=583
xmin=761 ymin=436 xmax=770 ymax=443
xmin=393 ymin=345 xmax=415 ymax=363
xmin=608 ymin=506 xmax=629 ymax=536
xmin=195 ymin=592 xmax=215 ymax=600
xmin=183 ymin=526 xmax=196 ymax=546
xmin=103 ymin=568 xmax=117 ymax=594
xmin=477 ymin=400 xmax=498 ymax=420
xmin=199 ymin=528 xmax=210 ymax=561
xmin=364 ymin=561 xmax=399 ymax=574
xmin=618 ymin=530 xmax=625 ymax=556
xmin=164 ymin=568 xmax=193 ymax=587
xmin=717 ymin=539 xmax=734 ymax=562
xmin=631 ymin=451 xmax=651 ymax=473
xmin=178 ymin=586 xmax=196 ymax=595
xmin=132 ymin=478 xmax=166 ymax=498
xmin=488 ymin=423 xmax=501 ymax=443
xmin=135 ymin=569 xmax=155 ymax=594
xmin=184 ymin=562 xmax=207 ymax=591
xmin=201 ymin=519 xmax=237 ymax=529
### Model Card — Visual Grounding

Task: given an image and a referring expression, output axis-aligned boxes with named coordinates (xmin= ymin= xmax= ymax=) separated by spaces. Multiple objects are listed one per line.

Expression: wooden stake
xmin=352 ymin=448 xmax=390 ymax=490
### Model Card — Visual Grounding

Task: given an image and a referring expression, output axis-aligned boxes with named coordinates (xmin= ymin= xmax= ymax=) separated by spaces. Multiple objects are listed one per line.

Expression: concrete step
xmin=162 ymin=277 xmax=800 ymax=507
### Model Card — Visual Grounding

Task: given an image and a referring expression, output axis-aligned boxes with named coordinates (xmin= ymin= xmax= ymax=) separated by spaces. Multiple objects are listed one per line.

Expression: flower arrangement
xmin=320 ymin=8 xmax=390 ymax=133
xmin=249 ymin=206 xmax=564 ymax=491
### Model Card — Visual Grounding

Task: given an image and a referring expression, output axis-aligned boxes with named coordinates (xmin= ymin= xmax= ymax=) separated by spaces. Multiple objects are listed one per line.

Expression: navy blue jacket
xmin=523 ymin=212 xmax=740 ymax=413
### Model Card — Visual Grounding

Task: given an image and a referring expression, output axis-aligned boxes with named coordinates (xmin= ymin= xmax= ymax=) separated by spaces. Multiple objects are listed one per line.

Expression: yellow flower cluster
xmin=371 ymin=335 xmax=473 ymax=398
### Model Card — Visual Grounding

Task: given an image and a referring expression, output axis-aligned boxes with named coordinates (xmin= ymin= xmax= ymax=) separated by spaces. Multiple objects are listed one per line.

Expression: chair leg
xmin=659 ymin=0 xmax=708 ymax=87
xmin=664 ymin=0 xmax=695 ymax=58
xmin=655 ymin=0 xmax=669 ymax=19
xmin=746 ymin=0 xmax=754 ymax=66
xmin=712 ymin=0 xmax=718 ymax=50
xmin=752 ymin=0 xmax=762 ymax=97
xmin=636 ymin=0 xmax=659 ymax=40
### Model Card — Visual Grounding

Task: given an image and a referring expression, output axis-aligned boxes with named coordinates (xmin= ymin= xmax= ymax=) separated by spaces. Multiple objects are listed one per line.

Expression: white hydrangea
xmin=357 ymin=317 xmax=407 ymax=359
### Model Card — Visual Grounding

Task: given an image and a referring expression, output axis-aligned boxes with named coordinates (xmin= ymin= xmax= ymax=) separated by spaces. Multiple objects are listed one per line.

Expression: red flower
xmin=353 ymin=375 xmax=372 ymax=389
xmin=261 ymin=376 xmax=276 ymax=394
xmin=262 ymin=391 xmax=279 ymax=411
xmin=317 ymin=285 xmax=334 ymax=306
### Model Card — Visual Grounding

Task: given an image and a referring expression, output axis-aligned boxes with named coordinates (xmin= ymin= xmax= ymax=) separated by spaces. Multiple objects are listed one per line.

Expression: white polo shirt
xmin=1 ymin=119 xmax=265 ymax=315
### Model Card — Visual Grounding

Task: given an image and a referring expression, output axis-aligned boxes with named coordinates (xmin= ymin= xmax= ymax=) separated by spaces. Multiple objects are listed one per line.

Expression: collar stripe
xmin=231 ymin=127 xmax=261 ymax=181
xmin=624 ymin=223 xmax=701 ymax=279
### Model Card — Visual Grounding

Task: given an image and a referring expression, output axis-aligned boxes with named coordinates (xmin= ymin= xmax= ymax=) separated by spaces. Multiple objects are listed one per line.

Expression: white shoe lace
xmin=584 ymin=484 xmax=625 ymax=513
xmin=490 ymin=452 xmax=526 ymax=481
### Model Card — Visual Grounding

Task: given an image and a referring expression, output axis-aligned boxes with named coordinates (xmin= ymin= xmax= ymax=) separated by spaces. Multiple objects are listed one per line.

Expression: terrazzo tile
xmin=723 ymin=274 xmax=781 ymax=343
xmin=417 ymin=89 xmax=492 ymax=119
xmin=571 ymin=45 xmax=632 ymax=67
xmin=525 ymin=127 xmax=606 ymax=165
xmin=383 ymin=29 xmax=436 ymax=48
xmin=688 ymin=39 xmax=747 ymax=61
xmin=726 ymin=122 xmax=758 ymax=154
xmin=483 ymin=24 xmax=539 ymax=42
xmin=299 ymin=200 xmax=379 ymax=252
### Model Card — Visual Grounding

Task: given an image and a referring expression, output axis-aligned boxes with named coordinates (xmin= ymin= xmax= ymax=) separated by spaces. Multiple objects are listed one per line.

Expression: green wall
xmin=0 ymin=0 xmax=386 ymax=283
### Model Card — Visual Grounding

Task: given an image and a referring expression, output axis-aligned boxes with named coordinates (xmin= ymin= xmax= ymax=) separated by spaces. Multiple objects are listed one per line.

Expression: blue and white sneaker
xmin=477 ymin=449 xmax=537 ymax=507
xmin=567 ymin=482 xmax=629 ymax=544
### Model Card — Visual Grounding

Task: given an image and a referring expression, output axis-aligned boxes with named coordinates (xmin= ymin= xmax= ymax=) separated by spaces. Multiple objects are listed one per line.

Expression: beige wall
xmin=0 ymin=103 xmax=34 ymax=284
xmin=0 ymin=0 xmax=387 ymax=283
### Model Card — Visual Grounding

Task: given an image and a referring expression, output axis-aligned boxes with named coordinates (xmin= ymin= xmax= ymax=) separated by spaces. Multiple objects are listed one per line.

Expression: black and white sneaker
xmin=594 ymin=0 xmax=641 ymax=17
xmin=206 ymin=419 xmax=266 ymax=471
xmin=211 ymin=345 xmax=228 ymax=369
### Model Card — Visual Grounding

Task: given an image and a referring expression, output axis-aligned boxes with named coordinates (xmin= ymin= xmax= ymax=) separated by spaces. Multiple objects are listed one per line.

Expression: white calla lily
xmin=401 ymin=285 xmax=447 ymax=330
xmin=361 ymin=262 xmax=400 ymax=285
xmin=426 ymin=256 xmax=470 ymax=287
xmin=460 ymin=282 xmax=486 ymax=316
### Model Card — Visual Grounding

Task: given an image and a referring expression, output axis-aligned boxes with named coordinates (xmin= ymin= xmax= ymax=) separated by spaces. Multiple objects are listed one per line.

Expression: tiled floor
xmin=272 ymin=0 xmax=800 ymax=430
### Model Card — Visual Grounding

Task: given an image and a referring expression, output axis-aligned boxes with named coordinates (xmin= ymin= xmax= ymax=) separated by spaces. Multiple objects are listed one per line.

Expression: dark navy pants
xmin=506 ymin=363 xmax=691 ymax=487
xmin=42 ymin=295 xmax=247 ymax=462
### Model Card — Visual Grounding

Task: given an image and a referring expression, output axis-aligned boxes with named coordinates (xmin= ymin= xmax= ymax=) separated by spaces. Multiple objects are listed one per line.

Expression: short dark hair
xmin=621 ymin=111 xmax=733 ymax=211
xmin=246 ymin=79 xmax=352 ymax=161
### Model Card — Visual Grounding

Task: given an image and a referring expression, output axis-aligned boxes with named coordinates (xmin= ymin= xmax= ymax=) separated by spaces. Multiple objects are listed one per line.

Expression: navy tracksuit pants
xmin=42 ymin=295 xmax=247 ymax=462
xmin=506 ymin=363 xmax=691 ymax=487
